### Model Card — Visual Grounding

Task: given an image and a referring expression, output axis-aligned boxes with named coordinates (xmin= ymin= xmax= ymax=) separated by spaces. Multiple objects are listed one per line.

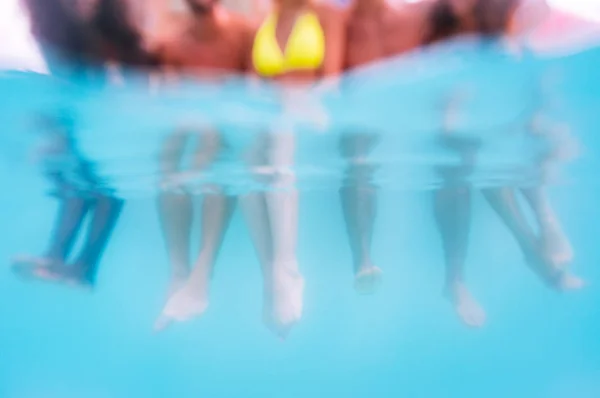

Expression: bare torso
xmin=345 ymin=1 xmax=429 ymax=69
xmin=155 ymin=7 xmax=251 ymax=75
xmin=345 ymin=0 xmax=519 ymax=70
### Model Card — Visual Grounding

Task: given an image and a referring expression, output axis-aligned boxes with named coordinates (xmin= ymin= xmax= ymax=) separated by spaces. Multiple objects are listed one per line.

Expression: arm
xmin=242 ymin=19 xmax=263 ymax=86
xmin=319 ymin=5 xmax=346 ymax=78
xmin=147 ymin=21 xmax=183 ymax=91
xmin=311 ymin=5 xmax=347 ymax=94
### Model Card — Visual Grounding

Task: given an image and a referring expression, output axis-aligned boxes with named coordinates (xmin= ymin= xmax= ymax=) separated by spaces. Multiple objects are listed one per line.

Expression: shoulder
xmin=388 ymin=0 xmax=431 ymax=26
xmin=397 ymin=0 xmax=434 ymax=17
xmin=397 ymin=0 xmax=435 ymax=18
xmin=313 ymin=2 xmax=346 ymax=18
xmin=223 ymin=9 xmax=259 ymax=42
xmin=149 ymin=12 xmax=190 ymax=50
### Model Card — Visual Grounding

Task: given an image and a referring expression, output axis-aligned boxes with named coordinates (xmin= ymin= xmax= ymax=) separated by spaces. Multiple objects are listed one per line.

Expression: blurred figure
xmin=11 ymin=0 xmax=156 ymax=288
xmin=244 ymin=0 xmax=345 ymax=337
xmin=342 ymin=0 xmax=426 ymax=294
xmin=149 ymin=0 xmax=253 ymax=330
xmin=423 ymin=0 xmax=582 ymax=327
xmin=341 ymin=0 xmax=581 ymax=328
xmin=507 ymin=1 xmax=584 ymax=285
xmin=424 ymin=0 xmax=531 ymax=328
xmin=222 ymin=0 xmax=268 ymax=17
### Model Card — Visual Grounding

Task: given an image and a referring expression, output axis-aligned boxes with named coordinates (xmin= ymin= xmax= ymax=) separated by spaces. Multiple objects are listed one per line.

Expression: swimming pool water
xmin=0 ymin=41 xmax=599 ymax=398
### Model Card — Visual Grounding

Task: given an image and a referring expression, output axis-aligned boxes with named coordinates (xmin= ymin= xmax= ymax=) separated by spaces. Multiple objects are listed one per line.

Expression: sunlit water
xmin=0 ymin=38 xmax=599 ymax=398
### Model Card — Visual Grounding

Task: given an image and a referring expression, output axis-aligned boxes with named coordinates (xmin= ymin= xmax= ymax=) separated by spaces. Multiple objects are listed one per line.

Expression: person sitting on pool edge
xmin=422 ymin=0 xmax=583 ymax=327
xmin=340 ymin=0 xmax=433 ymax=296
xmin=12 ymin=0 xmax=157 ymax=288
xmin=148 ymin=0 xmax=256 ymax=331
xmin=340 ymin=0 xmax=581 ymax=328
xmin=242 ymin=0 xmax=345 ymax=338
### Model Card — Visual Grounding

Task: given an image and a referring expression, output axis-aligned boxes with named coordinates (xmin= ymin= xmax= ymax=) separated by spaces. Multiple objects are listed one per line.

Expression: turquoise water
xmin=1 ymin=40 xmax=599 ymax=397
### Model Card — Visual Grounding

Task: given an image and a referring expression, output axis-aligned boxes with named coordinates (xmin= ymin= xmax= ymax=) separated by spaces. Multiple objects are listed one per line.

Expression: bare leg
xmin=157 ymin=191 xmax=236 ymax=327
xmin=156 ymin=130 xmax=235 ymax=329
xmin=62 ymin=195 xmax=124 ymax=287
xmin=11 ymin=193 xmax=92 ymax=279
xmin=482 ymin=187 xmax=538 ymax=255
xmin=158 ymin=192 xmax=193 ymax=291
xmin=339 ymin=132 xmax=381 ymax=294
xmin=241 ymin=133 xmax=275 ymax=284
xmin=522 ymin=111 xmax=580 ymax=288
xmin=241 ymin=132 xmax=303 ymax=339
xmin=241 ymin=132 xmax=275 ymax=276
xmin=521 ymin=187 xmax=573 ymax=266
xmin=12 ymin=121 xmax=91 ymax=275
xmin=40 ymin=151 xmax=125 ymax=289
xmin=191 ymin=191 xmax=236 ymax=287
xmin=242 ymin=194 xmax=273 ymax=276
xmin=12 ymin=157 xmax=91 ymax=280
xmin=157 ymin=131 xmax=193 ymax=294
xmin=45 ymin=194 xmax=91 ymax=263
xmin=264 ymin=132 xmax=303 ymax=339
xmin=520 ymin=187 xmax=582 ymax=290
xmin=435 ymin=138 xmax=485 ymax=328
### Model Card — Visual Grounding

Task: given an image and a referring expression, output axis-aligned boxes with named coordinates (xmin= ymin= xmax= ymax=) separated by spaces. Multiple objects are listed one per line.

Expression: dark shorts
xmin=37 ymin=46 xmax=112 ymax=198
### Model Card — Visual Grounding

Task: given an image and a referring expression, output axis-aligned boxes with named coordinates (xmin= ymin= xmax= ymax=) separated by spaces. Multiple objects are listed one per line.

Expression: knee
xmin=342 ymin=163 xmax=376 ymax=191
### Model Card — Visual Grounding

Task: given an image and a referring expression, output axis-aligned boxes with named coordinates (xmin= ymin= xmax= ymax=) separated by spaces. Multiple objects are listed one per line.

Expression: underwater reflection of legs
xmin=156 ymin=129 xmax=236 ymax=330
xmin=242 ymin=132 xmax=303 ymax=339
xmin=339 ymin=132 xmax=382 ymax=294
xmin=435 ymin=140 xmax=486 ymax=328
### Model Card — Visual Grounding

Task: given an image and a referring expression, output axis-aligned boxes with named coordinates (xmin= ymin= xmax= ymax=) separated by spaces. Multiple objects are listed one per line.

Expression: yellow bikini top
xmin=252 ymin=11 xmax=325 ymax=77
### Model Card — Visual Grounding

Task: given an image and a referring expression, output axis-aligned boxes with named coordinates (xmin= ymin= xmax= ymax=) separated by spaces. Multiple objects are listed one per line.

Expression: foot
xmin=354 ymin=265 xmax=383 ymax=295
xmin=263 ymin=262 xmax=305 ymax=340
xmin=540 ymin=222 xmax=574 ymax=269
xmin=11 ymin=256 xmax=94 ymax=290
xmin=539 ymin=266 xmax=585 ymax=292
xmin=445 ymin=283 xmax=486 ymax=328
xmin=166 ymin=274 xmax=188 ymax=298
xmin=154 ymin=280 xmax=209 ymax=332
xmin=11 ymin=255 xmax=60 ymax=280
xmin=555 ymin=271 xmax=585 ymax=291
xmin=524 ymin=244 xmax=583 ymax=291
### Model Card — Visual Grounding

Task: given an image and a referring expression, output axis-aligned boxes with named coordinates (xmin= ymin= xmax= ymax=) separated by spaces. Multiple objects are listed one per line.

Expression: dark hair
xmin=424 ymin=0 xmax=461 ymax=44
xmin=93 ymin=0 xmax=158 ymax=66
xmin=20 ymin=0 xmax=93 ymax=63
xmin=425 ymin=0 xmax=519 ymax=44
xmin=473 ymin=0 xmax=519 ymax=35
xmin=21 ymin=0 xmax=157 ymax=68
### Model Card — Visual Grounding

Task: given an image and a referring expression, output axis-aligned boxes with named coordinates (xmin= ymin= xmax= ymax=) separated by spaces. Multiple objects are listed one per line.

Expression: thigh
xmin=191 ymin=128 xmax=225 ymax=170
xmin=435 ymin=134 xmax=480 ymax=183
xmin=268 ymin=131 xmax=296 ymax=168
xmin=159 ymin=130 xmax=192 ymax=175
xmin=339 ymin=131 xmax=380 ymax=161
